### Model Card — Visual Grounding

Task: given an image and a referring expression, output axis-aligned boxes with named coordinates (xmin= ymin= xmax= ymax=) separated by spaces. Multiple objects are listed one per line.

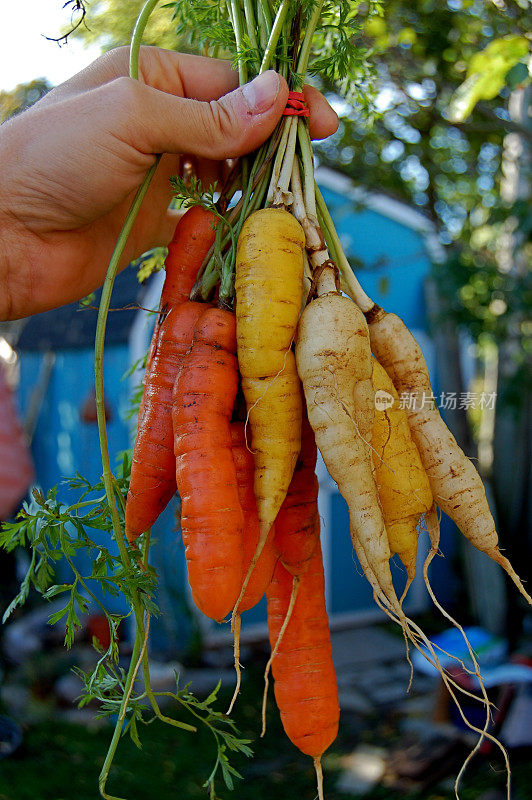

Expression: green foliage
xmin=69 ymin=0 xmax=179 ymax=50
xmin=448 ymin=35 xmax=530 ymax=122
xmin=170 ymin=174 xmax=218 ymax=209
xmin=169 ymin=175 xmax=239 ymax=301
xmin=0 ymin=456 xmax=153 ymax=638
xmin=0 ymin=79 xmax=51 ymax=122
xmin=0 ymin=455 xmax=251 ymax=796
xmin=310 ymin=1 xmax=381 ymax=107
xmin=71 ymin=0 xmax=380 ymax=105
xmin=316 ymin=0 xmax=531 ymax=372
xmin=169 ymin=0 xmax=236 ymax=56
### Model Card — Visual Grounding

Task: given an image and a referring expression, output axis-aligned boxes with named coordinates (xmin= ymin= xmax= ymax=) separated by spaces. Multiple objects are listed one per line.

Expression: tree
xmin=0 ymin=79 xmax=51 ymax=123
xmin=67 ymin=0 xmax=183 ymax=52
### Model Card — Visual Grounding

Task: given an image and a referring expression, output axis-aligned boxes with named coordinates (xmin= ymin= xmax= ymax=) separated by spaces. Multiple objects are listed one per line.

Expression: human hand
xmin=0 ymin=46 xmax=338 ymax=320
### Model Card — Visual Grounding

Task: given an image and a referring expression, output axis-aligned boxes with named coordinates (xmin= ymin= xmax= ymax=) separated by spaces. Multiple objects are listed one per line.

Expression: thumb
xmin=127 ymin=70 xmax=288 ymax=161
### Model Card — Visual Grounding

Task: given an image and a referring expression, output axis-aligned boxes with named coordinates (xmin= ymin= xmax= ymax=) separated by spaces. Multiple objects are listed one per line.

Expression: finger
xmin=140 ymin=49 xmax=239 ymax=100
xmin=304 ymin=85 xmax=339 ymax=140
xmin=42 ymin=45 xmax=335 ymax=142
xmin=109 ymin=70 xmax=289 ymax=161
xmin=40 ymin=46 xmax=239 ymax=105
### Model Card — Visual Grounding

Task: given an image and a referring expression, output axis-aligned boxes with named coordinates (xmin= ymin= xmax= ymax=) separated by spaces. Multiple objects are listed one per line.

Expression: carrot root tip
xmin=314 ymin=757 xmax=324 ymax=800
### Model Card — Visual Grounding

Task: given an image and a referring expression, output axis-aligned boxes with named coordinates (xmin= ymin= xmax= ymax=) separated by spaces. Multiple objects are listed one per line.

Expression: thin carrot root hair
xmin=227 ymin=614 xmax=242 ymax=716
xmin=231 ymin=532 xmax=268 ymax=632
xmin=261 ymin=575 xmax=301 ymax=737
xmin=394 ymin=610 xmax=510 ymax=800
xmin=370 ymin=590 xmax=511 ymax=800
xmin=401 ymin=620 xmax=414 ymax=693
xmin=489 ymin=549 xmax=532 ymax=606
xmin=368 ymin=577 xmax=494 ymax=712
xmin=314 ymin=756 xmax=324 ymax=800
xmin=352 ymin=534 xmax=410 ymax=643
xmin=422 ymin=508 xmax=487 ymax=677
xmin=399 ymin=572 xmax=415 ymax=606
xmin=367 ymin=309 xmax=531 ymax=610
xmin=420 ymin=505 xmax=504 ymax=798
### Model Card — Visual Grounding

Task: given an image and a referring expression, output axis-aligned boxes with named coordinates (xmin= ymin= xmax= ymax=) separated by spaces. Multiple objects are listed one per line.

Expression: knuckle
xmin=106 ymin=76 xmax=143 ymax=113
xmin=206 ymin=99 xmax=246 ymax=159
xmin=95 ymin=46 xmax=130 ymax=75
xmin=106 ymin=45 xmax=131 ymax=62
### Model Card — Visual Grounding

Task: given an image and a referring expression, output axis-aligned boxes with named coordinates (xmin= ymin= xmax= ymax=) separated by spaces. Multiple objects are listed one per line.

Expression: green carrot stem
xmin=257 ymin=0 xmax=271 ymax=48
xmin=260 ymin=0 xmax=291 ymax=73
xmin=279 ymin=22 xmax=289 ymax=80
xmin=68 ymin=496 xmax=107 ymax=511
xmin=129 ymin=0 xmax=161 ymax=80
xmin=243 ymin=0 xmax=260 ymax=65
xmin=98 ymin=627 xmax=143 ymax=800
xmin=316 ymin=202 xmax=340 ymax=265
xmin=276 ymin=116 xmax=298 ymax=194
xmin=202 ymin=266 xmax=221 ymax=299
xmin=95 ymin=0 xmax=160 ymax=565
xmin=296 ymin=0 xmax=324 ymax=79
xmin=135 ymin=614 xmax=196 ymax=733
xmin=230 ymin=0 xmax=248 ymax=84
xmin=265 ymin=0 xmax=325 ymax=200
xmin=95 ymin=161 xmax=158 ymax=562
xmin=267 ymin=118 xmax=291 ymax=199
xmin=96 ymin=4 xmax=164 ymax=796
xmin=314 ymin=182 xmax=374 ymax=311
xmin=250 ymin=163 xmax=272 ymax=212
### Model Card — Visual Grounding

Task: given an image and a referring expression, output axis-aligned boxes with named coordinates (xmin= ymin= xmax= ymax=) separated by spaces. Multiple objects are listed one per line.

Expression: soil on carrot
xmin=0 ymin=665 xmax=530 ymax=800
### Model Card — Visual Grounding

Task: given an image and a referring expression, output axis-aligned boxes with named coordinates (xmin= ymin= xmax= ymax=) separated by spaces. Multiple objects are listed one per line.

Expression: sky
xmin=0 ymin=1 xmax=101 ymax=93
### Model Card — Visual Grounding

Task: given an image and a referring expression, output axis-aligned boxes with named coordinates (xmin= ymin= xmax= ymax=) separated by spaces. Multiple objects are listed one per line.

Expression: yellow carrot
xmin=367 ymin=307 xmax=531 ymax=605
xmin=233 ymin=208 xmax=305 ymax=616
xmin=372 ymin=359 xmax=433 ymax=587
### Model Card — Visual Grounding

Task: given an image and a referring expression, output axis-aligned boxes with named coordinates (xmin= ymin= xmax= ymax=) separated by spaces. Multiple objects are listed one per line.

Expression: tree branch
xmin=45 ymin=1 xmax=89 ymax=45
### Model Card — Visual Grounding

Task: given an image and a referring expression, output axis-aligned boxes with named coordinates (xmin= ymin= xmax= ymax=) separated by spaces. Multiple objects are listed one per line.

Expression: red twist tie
xmin=283 ymin=90 xmax=310 ymax=117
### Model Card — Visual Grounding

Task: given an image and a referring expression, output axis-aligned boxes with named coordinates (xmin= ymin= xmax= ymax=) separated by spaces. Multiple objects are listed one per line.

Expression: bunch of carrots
xmin=95 ymin=1 xmax=532 ymax=798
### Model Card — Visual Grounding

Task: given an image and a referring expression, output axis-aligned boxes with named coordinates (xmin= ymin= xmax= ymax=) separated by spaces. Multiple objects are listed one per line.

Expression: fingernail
xmin=241 ymin=71 xmax=280 ymax=115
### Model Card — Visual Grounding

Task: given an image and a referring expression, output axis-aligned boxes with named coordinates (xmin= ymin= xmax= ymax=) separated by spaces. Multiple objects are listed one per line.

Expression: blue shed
xmin=16 ymin=170 xmax=458 ymax=653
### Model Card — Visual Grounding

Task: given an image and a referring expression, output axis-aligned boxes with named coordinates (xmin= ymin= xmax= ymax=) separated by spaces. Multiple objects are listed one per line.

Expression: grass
xmin=0 ymin=665 xmax=530 ymax=800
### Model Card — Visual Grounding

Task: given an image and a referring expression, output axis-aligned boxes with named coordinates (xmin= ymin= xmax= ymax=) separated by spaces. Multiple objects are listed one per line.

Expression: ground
xmin=1 ymin=624 xmax=531 ymax=800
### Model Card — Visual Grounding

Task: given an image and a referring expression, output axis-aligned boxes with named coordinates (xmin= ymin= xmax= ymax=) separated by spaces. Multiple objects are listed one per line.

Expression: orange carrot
xmin=261 ymin=413 xmax=321 ymax=731
xmin=266 ymin=540 xmax=339 ymax=799
xmin=231 ymin=421 xmax=277 ymax=613
xmin=160 ymin=206 xmax=216 ymax=309
xmin=172 ymin=307 xmax=243 ymax=622
xmin=228 ymin=420 xmax=278 ymax=713
xmin=274 ymin=414 xmax=320 ymax=577
xmin=125 ymin=207 xmax=215 ymax=543
xmin=125 ymin=301 xmax=205 ymax=542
